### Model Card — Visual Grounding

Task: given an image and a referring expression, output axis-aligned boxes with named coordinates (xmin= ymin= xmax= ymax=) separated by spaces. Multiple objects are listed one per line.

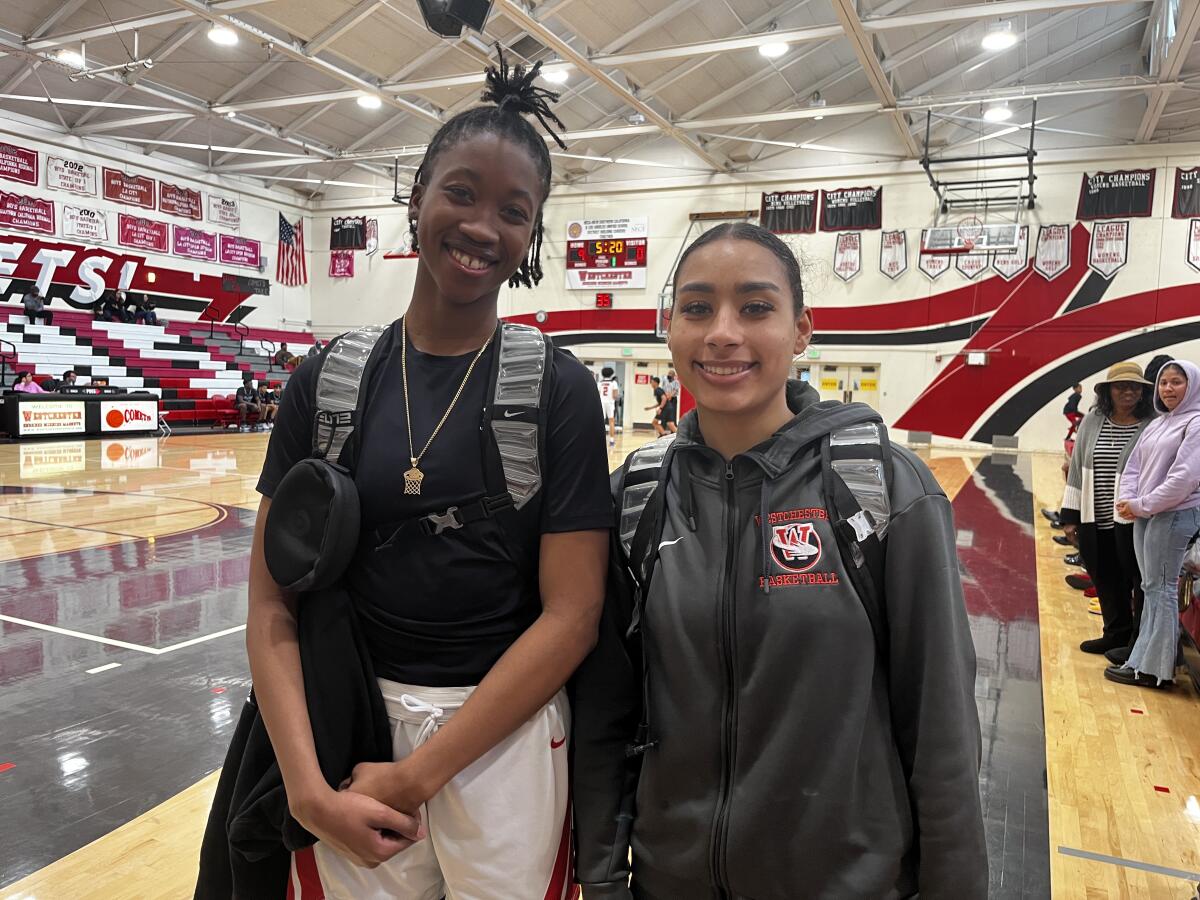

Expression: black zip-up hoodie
xmin=572 ymin=383 xmax=987 ymax=899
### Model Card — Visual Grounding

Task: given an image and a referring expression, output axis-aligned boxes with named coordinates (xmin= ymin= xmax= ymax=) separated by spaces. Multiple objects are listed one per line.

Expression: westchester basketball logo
xmin=756 ymin=508 xmax=840 ymax=589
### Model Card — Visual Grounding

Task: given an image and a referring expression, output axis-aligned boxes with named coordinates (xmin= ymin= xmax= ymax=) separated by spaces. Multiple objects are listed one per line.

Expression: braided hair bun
xmin=480 ymin=47 xmax=567 ymax=150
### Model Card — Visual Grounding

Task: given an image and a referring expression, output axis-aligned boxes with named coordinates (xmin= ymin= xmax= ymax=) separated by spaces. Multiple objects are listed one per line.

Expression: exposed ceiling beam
xmin=141 ymin=118 xmax=195 ymax=155
xmin=165 ymin=0 xmax=442 ymax=125
xmin=870 ymin=0 xmax=1148 ymax=31
xmin=74 ymin=111 xmax=197 ymax=135
xmin=305 ymin=0 xmax=385 ymax=54
xmin=214 ymin=59 xmax=285 ymax=105
xmin=1135 ymin=0 xmax=1200 ymax=140
xmin=26 ymin=0 xmax=273 ymax=50
xmin=827 ymin=0 xmax=920 ymax=156
xmin=29 ymin=0 xmax=88 ymax=41
xmin=498 ymin=0 xmax=727 ymax=170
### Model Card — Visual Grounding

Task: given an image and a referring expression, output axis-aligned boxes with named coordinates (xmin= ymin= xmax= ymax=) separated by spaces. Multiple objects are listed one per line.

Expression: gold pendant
xmin=403 ymin=466 xmax=425 ymax=496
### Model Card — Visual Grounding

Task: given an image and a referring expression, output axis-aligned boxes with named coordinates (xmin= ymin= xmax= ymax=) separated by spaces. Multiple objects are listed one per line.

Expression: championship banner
xmin=18 ymin=402 xmax=86 ymax=436
xmin=329 ymin=249 xmax=355 ymax=278
xmin=954 ymin=253 xmax=988 ymax=280
xmin=1076 ymin=169 xmax=1154 ymax=220
xmin=219 ymin=233 xmax=261 ymax=268
xmin=172 ymin=225 xmax=217 ymax=261
xmin=62 ymin=205 xmax=108 ymax=242
xmin=47 ymin=156 xmax=96 ymax=195
xmin=330 ymin=216 xmax=367 ymax=250
xmin=820 ymin=186 xmax=882 ymax=232
xmin=118 ymin=214 xmax=168 ymax=253
xmin=1188 ymin=220 xmax=1200 ymax=274
xmin=103 ymin=168 xmax=155 ymax=209
xmin=0 ymin=191 xmax=55 ymax=234
xmin=565 ymin=217 xmax=648 ymax=291
xmin=918 ymin=231 xmax=949 ymax=280
xmin=0 ymin=142 xmax=38 ymax=186
xmin=879 ymin=230 xmax=907 ymax=279
xmin=159 ymin=181 xmax=202 ymax=220
xmin=760 ymin=190 xmax=817 ymax=234
xmin=1087 ymin=221 xmax=1129 ymax=279
xmin=1173 ymin=168 xmax=1200 ymax=219
xmin=365 ymin=218 xmax=379 ymax=256
xmin=208 ymin=194 xmax=241 ymax=229
xmin=992 ymin=226 xmax=1029 ymax=281
xmin=1034 ymin=224 xmax=1071 ymax=281
xmin=832 ymin=232 xmax=861 ymax=282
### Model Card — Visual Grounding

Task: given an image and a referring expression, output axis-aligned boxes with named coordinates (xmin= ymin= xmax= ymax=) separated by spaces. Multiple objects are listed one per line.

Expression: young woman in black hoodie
xmin=573 ymin=223 xmax=987 ymax=899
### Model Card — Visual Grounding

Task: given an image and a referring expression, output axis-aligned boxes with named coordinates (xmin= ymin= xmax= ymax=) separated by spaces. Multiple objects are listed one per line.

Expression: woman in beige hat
xmin=1059 ymin=361 xmax=1155 ymax=655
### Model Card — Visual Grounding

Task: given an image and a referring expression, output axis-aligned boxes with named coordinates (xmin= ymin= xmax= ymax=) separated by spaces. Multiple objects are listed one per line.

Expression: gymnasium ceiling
xmin=0 ymin=0 xmax=1197 ymax=199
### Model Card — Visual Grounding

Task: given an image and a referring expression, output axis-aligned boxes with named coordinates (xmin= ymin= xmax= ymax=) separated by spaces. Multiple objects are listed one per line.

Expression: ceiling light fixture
xmin=983 ymin=101 xmax=1013 ymax=122
xmin=541 ymin=66 xmax=569 ymax=85
xmin=56 ymin=47 xmax=86 ymax=69
xmin=981 ymin=20 xmax=1017 ymax=51
xmin=356 ymin=93 xmax=383 ymax=109
xmin=759 ymin=41 xmax=789 ymax=59
xmin=208 ymin=24 xmax=239 ymax=46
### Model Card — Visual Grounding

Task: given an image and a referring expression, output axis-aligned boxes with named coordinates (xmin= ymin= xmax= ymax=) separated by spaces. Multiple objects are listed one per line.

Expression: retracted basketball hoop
xmin=920 ymin=221 xmax=1019 ymax=255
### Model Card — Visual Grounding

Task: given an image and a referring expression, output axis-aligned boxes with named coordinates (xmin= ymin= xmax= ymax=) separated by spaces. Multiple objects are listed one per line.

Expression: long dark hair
xmin=1093 ymin=382 xmax=1154 ymax=420
xmin=671 ymin=222 xmax=806 ymax=315
xmin=409 ymin=46 xmax=566 ymax=289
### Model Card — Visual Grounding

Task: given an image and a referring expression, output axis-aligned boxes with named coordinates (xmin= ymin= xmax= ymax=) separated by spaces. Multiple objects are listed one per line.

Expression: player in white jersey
xmin=597 ymin=366 xmax=620 ymax=447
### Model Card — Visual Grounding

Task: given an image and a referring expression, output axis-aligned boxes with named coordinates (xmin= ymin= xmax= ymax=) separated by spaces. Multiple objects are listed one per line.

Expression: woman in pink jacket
xmin=1109 ymin=359 xmax=1200 ymax=688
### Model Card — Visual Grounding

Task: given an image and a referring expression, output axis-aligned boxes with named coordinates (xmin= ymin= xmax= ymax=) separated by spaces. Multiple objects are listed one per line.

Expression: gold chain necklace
xmin=400 ymin=317 xmax=494 ymax=496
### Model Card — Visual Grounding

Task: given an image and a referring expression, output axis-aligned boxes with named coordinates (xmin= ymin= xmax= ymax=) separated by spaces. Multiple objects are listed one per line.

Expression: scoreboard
xmin=567 ymin=238 xmax=647 ymax=269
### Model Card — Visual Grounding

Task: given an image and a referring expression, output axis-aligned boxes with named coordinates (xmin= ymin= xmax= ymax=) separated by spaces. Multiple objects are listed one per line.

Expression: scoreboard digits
xmin=568 ymin=237 xmax=647 ymax=269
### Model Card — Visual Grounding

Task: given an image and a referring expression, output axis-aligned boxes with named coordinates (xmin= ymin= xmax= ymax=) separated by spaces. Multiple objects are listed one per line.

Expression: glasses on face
xmin=1111 ymin=382 xmax=1143 ymax=394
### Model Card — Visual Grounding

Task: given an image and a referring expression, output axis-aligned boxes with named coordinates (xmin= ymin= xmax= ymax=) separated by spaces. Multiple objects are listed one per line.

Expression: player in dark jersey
xmin=246 ymin=50 xmax=610 ymax=898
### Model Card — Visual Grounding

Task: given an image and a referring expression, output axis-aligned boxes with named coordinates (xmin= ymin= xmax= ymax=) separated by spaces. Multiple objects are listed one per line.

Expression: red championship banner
xmin=117 ymin=214 xmax=169 ymax=253
xmin=159 ymin=181 xmax=202 ymax=220
xmin=172 ymin=225 xmax=217 ymax=261
xmin=103 ymin=168 xmax=155 ymax=209
xmin=0 ymin=142 xmax=38 ymax=186
xmin=219 ymin=233 xmax=261 ymax=268
xmin=0 ymin=191 xmax=55 ymax=234
xmin=329 ymin=249 xmax=355 ymax=278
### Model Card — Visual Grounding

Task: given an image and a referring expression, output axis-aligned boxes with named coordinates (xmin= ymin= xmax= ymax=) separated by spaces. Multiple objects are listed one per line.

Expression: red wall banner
xmin=0 ymin=191 xmax=54 ymax=234
xmin=117 ymin=214 xmax=169 ymax=253
xmin=219 ymin=233 xmax=261 ymax=268
xmin=0 ymin=142 xmax=38 ymax=186
xmin=103 ymin=168 xmax=155 ymax=209
xmin=172 ymin=225 xmax=217 ymax=261
xmin=159 ymin=182 xmax=202 ymax=220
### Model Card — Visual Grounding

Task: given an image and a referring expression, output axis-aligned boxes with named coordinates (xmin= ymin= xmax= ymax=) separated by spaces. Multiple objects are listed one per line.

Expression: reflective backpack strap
xmin=490 ymin=322 xmax=548 ymax=509
xmin=821 ymin=431 xmax=889 ymax=665
xmin=311 ymin=324 xmax=389 ymax=466
xmin=338 ymin=322 xmax=398 ymax=470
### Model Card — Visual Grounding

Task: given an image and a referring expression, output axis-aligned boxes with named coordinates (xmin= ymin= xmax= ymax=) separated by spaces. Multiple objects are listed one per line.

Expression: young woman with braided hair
xmin=246 ymin=49 xmax=610 ymax=898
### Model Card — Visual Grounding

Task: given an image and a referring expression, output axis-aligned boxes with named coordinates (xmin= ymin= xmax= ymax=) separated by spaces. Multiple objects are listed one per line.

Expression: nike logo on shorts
xmin=550 ymin=736 xmax=566 ymax=749
xmin=658 ymin=537 xmax=685 ymax=551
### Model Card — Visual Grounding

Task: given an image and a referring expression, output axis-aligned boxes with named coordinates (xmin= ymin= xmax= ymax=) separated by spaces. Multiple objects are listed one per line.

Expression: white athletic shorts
xmin=601 ymin=399 xmax=616 ymax=420
xmin=288 ymin=679 xmax=577 ymax=900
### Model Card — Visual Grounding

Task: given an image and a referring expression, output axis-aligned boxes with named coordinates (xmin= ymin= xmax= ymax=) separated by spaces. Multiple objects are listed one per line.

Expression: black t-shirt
xmin=653 ymin=386 xmax=665 ymax=408
xmin=257 ymin=324 xmax=612 ymax=686
xmin=235 ymin=386 xmax=257 ymax=404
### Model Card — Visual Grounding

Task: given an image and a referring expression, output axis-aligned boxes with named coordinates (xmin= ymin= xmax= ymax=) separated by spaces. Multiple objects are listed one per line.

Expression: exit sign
xmin=595 ymin=292 xmax=613 ymax=308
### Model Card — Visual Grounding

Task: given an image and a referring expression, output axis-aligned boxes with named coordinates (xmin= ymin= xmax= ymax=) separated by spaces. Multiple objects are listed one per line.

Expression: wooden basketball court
xmin=0 ymin=436 xmax=1198 ymax=899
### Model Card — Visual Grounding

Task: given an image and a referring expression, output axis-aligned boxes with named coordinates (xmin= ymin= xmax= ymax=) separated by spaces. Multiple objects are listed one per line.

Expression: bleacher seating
xmin=0 ymin=304 xmax=316 ymax=430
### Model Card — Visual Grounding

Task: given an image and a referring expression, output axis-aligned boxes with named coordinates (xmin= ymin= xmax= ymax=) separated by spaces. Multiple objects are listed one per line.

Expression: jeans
xmin=1127 ymin=506 xmax=1200 ymax=682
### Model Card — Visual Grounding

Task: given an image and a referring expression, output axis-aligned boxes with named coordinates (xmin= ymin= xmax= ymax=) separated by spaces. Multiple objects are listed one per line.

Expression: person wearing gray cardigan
xmin=1060 ymin=361 xmax=1155 ymax=655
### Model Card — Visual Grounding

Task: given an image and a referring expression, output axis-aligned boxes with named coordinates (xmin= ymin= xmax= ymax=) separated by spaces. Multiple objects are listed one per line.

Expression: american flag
xmin=277 ymin=213 xmax=307 ymax=286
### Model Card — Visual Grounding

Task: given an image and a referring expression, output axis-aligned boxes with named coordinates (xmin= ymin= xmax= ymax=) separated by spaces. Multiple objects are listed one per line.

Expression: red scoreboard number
xmin=567 ymin=237 xmax=647 ymax=269
xmin=595 ymin=292 xmax=613 ymax=308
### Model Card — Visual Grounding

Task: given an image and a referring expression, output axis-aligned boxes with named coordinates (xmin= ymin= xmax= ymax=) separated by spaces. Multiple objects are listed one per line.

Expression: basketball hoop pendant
xmin=404 ymin=465 xmax=425 ymax=495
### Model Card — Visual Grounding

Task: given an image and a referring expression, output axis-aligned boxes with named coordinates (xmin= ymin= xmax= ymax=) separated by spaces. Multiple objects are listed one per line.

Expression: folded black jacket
xmin=194 ymin=586 xmax=392 ymax=899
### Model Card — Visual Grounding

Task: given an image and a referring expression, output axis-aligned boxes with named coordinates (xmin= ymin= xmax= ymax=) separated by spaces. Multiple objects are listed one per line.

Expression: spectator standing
xmin=660 ymin=369 xmax=679 ymax=434
xmin=1059 ymin=362 xmax=1154 ymax=654
xmin=234 ymin=374 xmax=261 ymax=433
xmin=12 ymin=371 xmax=45 ymax=393
xmin=1063 ymin=383 xmax=1084 ymax=440
xmin=22 ymin=286 xmax=52 ymax=326
xmin=1109 ymin=359 xmax=1200 ymax=688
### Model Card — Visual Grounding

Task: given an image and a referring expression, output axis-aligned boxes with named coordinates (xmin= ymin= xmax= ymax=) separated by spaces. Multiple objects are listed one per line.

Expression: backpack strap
xmin=311 ymin=324 xmax=391 ymax=467
xmin=488 ymin=322 xmax=554 ymax=510
xmin=821 ymin=421 xmax=891 ymax=665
